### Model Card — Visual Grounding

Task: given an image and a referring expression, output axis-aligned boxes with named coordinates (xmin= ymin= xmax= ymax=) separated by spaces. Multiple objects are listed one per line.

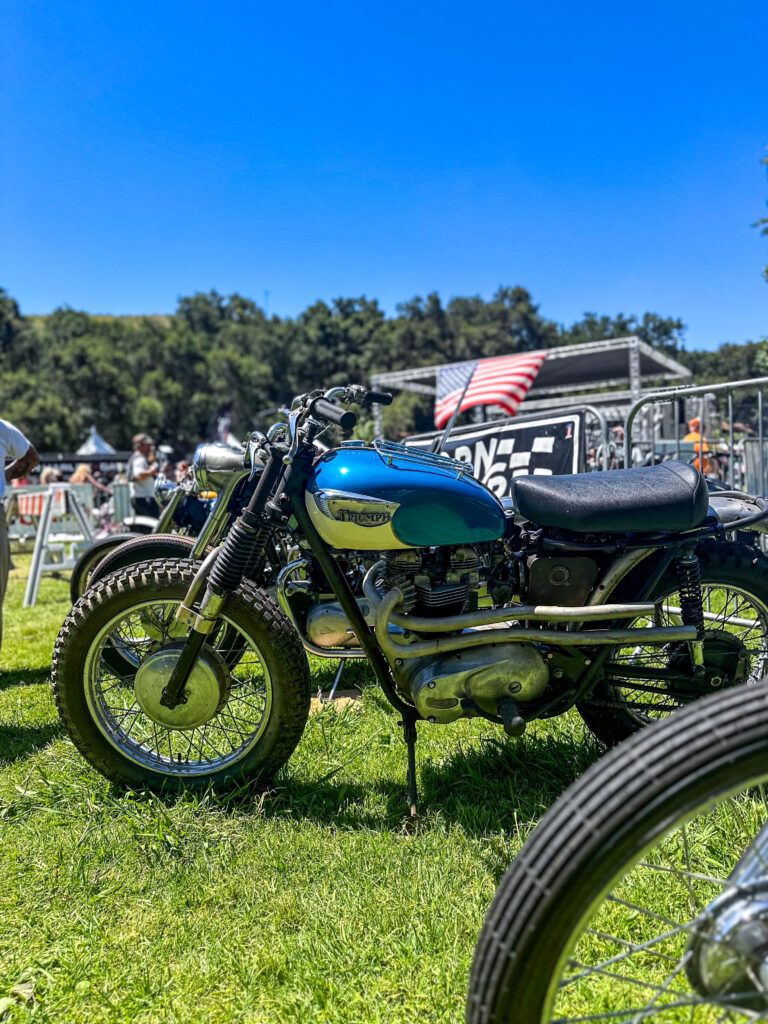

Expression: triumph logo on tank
xmin=314 ymin=490 xmax=400 ymax=526
xmin=335 ymin=509 xmax=392 ymax=526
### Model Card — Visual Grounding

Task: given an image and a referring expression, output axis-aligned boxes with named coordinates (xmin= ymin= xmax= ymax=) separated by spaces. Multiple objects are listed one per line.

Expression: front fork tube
xmin=160 ymin=454 xmax=284 ymax=710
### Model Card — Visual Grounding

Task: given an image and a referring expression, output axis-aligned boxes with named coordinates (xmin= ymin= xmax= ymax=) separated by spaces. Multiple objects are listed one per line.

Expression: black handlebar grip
xmin=366 ymin=390 xmax=393 ymax=406
xmin=310 ymin=397 xmax=358 ymax=430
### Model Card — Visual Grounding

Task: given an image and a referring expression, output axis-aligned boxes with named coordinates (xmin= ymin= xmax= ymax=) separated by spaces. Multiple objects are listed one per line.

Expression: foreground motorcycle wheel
xmin=53 ymin=559 xmax=311 ymax=790
xmin=578 ymin=539 xmax=768 ymax=746
xmin=467 ymin=684 xmax=768 ymax=1023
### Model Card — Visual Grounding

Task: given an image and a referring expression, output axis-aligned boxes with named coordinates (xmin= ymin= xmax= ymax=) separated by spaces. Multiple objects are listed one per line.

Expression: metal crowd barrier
xmin=624 ymin=376 xmax=768 ymax=494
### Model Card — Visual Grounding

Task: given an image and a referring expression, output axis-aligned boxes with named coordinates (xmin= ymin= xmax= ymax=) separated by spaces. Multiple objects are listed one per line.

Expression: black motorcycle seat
xmin=512 ymin=461 xmax=709 ymax=534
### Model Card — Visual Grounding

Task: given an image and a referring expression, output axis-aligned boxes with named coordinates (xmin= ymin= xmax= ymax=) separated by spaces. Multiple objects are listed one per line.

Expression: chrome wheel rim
xmin=84 ymin=598 xmax=272 ymax=776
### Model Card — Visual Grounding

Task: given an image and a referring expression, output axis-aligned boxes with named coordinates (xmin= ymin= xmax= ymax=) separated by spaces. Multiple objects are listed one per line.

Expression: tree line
xmin=1 ymin=286 xmax=764 ymax=454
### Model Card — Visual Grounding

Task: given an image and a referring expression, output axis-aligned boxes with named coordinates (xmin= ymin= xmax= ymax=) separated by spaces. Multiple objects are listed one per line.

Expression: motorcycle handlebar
xmin=309 ymin=397 xmax=358 ymax=430
xmin=366 ymin=390 xmax=393 ymax=406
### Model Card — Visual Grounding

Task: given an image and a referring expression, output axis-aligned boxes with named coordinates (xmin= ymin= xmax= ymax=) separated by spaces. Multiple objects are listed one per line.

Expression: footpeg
xmin=498 ymin=697 xmax=526 ymax=737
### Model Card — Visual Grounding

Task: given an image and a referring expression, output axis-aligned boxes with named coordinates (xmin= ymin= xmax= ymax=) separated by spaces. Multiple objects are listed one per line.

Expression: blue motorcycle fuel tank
xmin=305 ymin=441 xmax=506 ymax=550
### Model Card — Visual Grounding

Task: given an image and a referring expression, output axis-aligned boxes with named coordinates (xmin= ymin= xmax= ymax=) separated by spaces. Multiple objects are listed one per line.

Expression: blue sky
xmin=2 ymin=0 xmax=767 ymax=350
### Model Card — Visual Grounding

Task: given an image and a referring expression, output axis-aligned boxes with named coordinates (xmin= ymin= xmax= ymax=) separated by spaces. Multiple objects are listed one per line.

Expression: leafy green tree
xmin=561 ymin=311 xmax=686 ymax=357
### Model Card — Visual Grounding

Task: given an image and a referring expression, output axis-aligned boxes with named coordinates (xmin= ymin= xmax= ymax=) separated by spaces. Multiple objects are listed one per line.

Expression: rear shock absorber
xmin=676 ymin=551 xmax=706 ymax=668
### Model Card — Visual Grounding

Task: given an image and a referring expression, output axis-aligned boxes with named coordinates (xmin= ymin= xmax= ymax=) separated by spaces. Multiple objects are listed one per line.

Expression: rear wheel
xmin=578 ymin=540 xmax=768 ymax=746
xmin=53 ymin=559 xmax=311 ymax=790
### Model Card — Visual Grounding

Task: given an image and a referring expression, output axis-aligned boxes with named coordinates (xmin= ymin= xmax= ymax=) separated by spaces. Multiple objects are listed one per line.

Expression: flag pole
xmin=434 ymin=364 xmax=476 ymax=454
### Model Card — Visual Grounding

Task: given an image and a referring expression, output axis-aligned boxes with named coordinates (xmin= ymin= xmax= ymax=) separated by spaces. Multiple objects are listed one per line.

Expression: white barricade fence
xmin=7 ymin=484 xmax=96 ymax=607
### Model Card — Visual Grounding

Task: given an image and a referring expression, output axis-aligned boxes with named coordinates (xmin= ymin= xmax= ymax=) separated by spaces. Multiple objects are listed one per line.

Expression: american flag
xmin=433 ymin=351 xmax=549 ymax=428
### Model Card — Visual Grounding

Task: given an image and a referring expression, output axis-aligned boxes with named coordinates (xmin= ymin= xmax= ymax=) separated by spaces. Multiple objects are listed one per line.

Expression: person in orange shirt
xmin=684 ymin=416 xmax=717 ymax=476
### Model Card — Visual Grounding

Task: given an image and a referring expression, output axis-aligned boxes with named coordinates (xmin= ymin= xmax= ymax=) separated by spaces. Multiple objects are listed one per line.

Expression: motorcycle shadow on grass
xmin=0 ymin=667 xmax=50 ymax=691
xmin=0 ymin=724 xmax=63 ymax=764
xmin=260 ymin=722 xmax=604 ymax=840
xmin=0 ymin=668 xmax=64 ymax=763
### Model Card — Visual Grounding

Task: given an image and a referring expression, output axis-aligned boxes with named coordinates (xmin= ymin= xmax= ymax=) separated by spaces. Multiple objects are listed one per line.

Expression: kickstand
xmin=326 ymin=659 xmax=345 ymax=702
xmin=401 ymin=714 xmax=419 ymax=823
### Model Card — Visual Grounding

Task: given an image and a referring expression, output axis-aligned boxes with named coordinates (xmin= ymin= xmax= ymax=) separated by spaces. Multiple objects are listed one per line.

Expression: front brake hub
xmin=134 ymin=642 xmax=230 ymax=729
xmin=687 ymin=884 xmax=768 ymax=1012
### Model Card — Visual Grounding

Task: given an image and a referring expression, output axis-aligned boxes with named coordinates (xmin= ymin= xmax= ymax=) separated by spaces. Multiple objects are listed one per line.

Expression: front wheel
xmin=88 ymin=533 xmax=198 ymax=590
xmin=578 ymin=539 xmax=768 ymax=746
xmin=53 ymin=559 xmax=311 ymax=790
xmin=468 ymin=679 xmax=768 ymax=1024
xmin=467 ymin=683 xmax=768 ymax=1023
xmin=69 ymin=534 xmax=137 ymax=602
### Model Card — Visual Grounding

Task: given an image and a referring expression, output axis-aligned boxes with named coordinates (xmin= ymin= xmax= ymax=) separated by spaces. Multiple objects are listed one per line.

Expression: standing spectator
xmin=70 ymin=462 xmax=110 ymax=495
xmin=40 ymin=466 xmax=62 ymax=485
xmin=684 ymin=416 xmax=716 ymax=477
xmin=1 ymin=418 xmax=39 ymax=649
xmin=127 ymin=433 xmax=160 ymax=518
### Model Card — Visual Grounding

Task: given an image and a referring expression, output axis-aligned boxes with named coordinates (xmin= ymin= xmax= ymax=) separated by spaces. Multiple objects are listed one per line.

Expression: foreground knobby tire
xmin=466 ymin=683 xmax=768 ymax=1023
xmin=88 ymin=533 xmax=198 ymax=589
xmin=577 ymin=538 xmax=768 ymax=746
xmin=53 ymin=559 xmax=311 ymax=790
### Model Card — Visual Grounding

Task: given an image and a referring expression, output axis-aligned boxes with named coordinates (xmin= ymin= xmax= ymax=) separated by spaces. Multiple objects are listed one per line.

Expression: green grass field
xmin=0 ymin=553 xmax=604 ymax=1023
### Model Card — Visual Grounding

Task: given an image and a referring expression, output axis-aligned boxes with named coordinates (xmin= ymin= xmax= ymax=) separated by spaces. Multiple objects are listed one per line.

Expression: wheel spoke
xmin=87 ymin=597 xmax=271 ymax=776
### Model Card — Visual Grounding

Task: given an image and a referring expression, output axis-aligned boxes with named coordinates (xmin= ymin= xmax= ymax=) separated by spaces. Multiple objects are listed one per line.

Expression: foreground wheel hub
xmin=134 ymin=642 xmax=230 ymax=729
xmin=687 ymin=885 xmax=768 ymax=1011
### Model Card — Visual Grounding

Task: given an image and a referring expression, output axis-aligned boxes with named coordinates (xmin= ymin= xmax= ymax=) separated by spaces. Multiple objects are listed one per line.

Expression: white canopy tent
xmin=76 ymin=425 xmax=117 ymax=456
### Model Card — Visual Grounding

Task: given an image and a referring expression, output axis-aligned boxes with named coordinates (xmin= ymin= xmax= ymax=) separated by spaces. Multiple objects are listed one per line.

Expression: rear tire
xmin=577 ymin=539 xmax=768 ymax=746
xmin=53 ymin=559 xmax=311 ymax=790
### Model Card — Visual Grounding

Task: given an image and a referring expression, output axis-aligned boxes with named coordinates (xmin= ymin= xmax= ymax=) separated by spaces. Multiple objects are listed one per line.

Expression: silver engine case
xmin=404 ymin=643 xmax=549 ymax=724
xmin=306 ymin=600 xmax=373 ymax=649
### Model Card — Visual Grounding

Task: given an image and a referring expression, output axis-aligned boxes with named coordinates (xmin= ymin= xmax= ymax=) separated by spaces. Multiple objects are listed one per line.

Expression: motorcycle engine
xmin=378 ymin=546 xmax=548 ymax=725
xmin=398 ymin=643 xmax=549 ymax=724
xmin=304 ymin=545 xmax=482 ymax=650
xmin=382 ymin=546 xmax=481 ymax=616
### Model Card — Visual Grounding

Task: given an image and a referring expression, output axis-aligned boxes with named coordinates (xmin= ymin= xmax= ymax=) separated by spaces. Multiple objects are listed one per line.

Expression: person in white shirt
xmin=0 ymin=418 xmax=39 ymax=649
xmin=127 ymin=433 xmax=160 ymax=518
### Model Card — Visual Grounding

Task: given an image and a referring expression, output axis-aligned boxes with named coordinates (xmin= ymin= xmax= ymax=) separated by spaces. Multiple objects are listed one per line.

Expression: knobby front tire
xmin=53 ymin=559 xmax=311 ymax=791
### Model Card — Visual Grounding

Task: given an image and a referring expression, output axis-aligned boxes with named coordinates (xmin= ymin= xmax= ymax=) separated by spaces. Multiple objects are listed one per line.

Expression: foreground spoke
xmin=549 ymin=788 xmax=768 ymax=1023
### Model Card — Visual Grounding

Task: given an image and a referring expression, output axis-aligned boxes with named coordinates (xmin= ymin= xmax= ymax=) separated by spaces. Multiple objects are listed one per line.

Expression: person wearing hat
xmin=127 ymin=433 xmax=160 ymax=518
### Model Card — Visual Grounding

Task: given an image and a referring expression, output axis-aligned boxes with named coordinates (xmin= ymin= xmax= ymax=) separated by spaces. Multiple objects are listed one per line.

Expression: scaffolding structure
xmin=369 ymin=336 xmax=691 ymax=436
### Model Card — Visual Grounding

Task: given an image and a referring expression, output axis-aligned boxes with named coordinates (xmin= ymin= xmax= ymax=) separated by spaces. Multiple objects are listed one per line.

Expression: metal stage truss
xmin=369 ymin=336 xmax=691 ymax=436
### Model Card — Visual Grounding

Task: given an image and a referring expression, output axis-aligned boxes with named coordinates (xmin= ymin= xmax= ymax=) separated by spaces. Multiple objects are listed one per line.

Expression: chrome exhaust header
xmin=362 ymin=561 xmax=696 ymax=662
